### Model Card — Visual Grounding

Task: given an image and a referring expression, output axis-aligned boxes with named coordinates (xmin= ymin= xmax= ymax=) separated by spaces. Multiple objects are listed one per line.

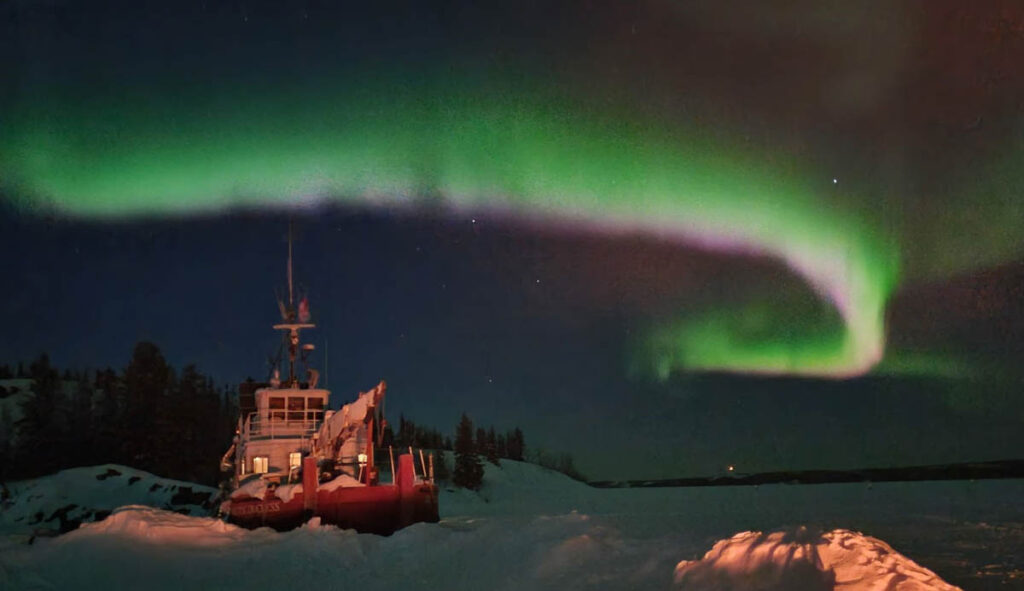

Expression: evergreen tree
xmin=93 ymin=367 xmax=123 ymax=464
xmin=0 ymin=403 xmax=12 ymax=480
xmin=475 ymin=427 xmax=487 ymax=454
xmin=173 ymin=364 xmax=206 ymax=481
xmin=121 ymin=342 xmax=174 ymax=472
xmin=433 ymin=449 xmax=450 ymax=482
xmin=507 ymin=428 xmax=525 ymax=461
xmin=452 ymin=413 xmax=483 ymax=490
xmin=485 ymin=426 xmax=499 ymax=465
xmin=67 ymin=374 xmax=95 ymax=466
xmin=496 ymin=434 xmax=507 ymax=459
xmin=16 ymin=354 xmax=63 ymax=476
xmin=396 ymin=413 xmax=418 ymax=449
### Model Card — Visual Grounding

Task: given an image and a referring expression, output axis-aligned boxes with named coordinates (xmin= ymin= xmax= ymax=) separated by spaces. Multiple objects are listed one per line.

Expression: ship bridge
xmin=234 ymin=386 xmax=330 ymax=480
xmin=244 ymin=387 xmax=329 ymax=440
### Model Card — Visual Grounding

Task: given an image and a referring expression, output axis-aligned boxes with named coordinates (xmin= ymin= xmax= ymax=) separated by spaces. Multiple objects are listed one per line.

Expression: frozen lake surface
xmin=2 ymin=462 xmax=1021 ymax=590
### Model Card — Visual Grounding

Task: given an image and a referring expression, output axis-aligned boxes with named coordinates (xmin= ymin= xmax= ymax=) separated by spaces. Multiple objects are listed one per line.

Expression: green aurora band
xmin=0 ymin=78 xmax=900 ymax=378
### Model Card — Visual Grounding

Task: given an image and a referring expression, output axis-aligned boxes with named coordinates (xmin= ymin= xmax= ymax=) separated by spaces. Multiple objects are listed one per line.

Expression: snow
xmin=318 ymin=473 xmax=363 ymax=491
xmin=674 ymin=527 xmax=959 ymax=590
xmin=73 ymin=505 xmax=249 ymax=547
xmin=226 ymin=473 xmax=364 ymax=507
xmin=230 ymin=476 xmax=271 ymax=500
xmin=0 ymin=464 xmax=216 ymax=542
xmin=2 ymin=460 xmax=1022 ymax=590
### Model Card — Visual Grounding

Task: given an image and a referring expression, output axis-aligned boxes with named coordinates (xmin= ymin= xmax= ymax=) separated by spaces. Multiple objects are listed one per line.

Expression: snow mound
xmin=674 ymin=527 xmax=962 ymax=591
xmin=70 ymin=505 xmax=250 ymax=546
xmin=441 ymin=459 xmax=595 ymax=517
xmin=0 ymin=464 xmax=217 ymax=539
xmin=319 ymin=473 xmax=362 ymax=491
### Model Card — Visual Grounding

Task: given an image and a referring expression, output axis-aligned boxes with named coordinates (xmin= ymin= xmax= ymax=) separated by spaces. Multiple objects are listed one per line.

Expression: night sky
xmin=2 ymin=0 xmax=1022 ymax=479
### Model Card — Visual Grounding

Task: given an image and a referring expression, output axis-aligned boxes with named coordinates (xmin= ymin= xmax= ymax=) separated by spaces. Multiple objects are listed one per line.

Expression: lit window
xmin=289 ymin=452 xmax=302 ymax=469
xmin=253 ymin=456 xmax=269 ymax=474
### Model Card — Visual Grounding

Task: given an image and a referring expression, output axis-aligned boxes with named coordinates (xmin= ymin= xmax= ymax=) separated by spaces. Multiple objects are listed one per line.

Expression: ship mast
xmin=274 ymin=221 xmax=314 ymax=388
xmin=287 ymin=222 xmax=294 ymax=308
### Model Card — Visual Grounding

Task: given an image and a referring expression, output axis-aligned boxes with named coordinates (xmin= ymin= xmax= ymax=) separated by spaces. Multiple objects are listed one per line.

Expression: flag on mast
xmin=298 ymin=296 xmax=311 ymax=323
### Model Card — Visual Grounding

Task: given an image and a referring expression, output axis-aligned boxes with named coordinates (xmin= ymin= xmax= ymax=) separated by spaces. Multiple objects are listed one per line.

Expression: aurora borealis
xmin=2 ymin=73 xmax=900 ymax=378
xmin=2 ymin=0 xmax=1023 ymax=477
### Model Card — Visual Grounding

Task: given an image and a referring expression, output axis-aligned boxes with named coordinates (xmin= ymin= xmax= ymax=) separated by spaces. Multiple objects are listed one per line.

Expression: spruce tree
xmin=121 ymin=342 xmax=174 ymax=472
xmin=93 ymin=367 xmax=123 ymax=465
xmin=452 ymin=413 xmax=483 ymax=490
xmin=17 ymin=354 xmax=62 ymax=476
xmin=0 ymin=403 xmax=12 ymax=480
xmin=507 ymin=427 xmax=525 ymax=461
xmin=433 ymin=449 xmax=451 ymax=482
xmin=68 ymin=374 xmax=95 ymax=466
xmin=485 ymin=426 xmax=499 ymax=465
xmin=475 ymin=427 xmax=487 ymax=454
xmin=496 ymin=434 xmax=507 ymax=459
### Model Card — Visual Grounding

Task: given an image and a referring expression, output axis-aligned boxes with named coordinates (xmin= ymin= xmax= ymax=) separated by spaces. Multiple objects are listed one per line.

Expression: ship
xmin=218 ymin=227 xmax=439 ymax=534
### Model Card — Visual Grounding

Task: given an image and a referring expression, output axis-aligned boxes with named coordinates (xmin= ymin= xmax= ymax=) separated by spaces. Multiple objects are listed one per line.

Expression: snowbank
xmin=0 ymin=464 xmax=216 ymax=540
xmin=674 ymin=527 xmax=961 ymax=590
xmin=72 ymin=505 xmax=250 ymax=546
xmin=440 ymin=458 xmax=595 ymax=517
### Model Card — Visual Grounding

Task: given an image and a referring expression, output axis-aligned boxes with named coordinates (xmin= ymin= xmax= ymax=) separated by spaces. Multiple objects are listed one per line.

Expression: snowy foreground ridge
xmin=2 ymin=461 xmax=1020 ymax=590
xmin=675 ymin=527 xmax=958 ymax=591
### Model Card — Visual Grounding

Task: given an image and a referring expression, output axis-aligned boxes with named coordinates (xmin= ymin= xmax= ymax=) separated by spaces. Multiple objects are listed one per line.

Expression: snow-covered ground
xmin=0 ymin=465 xmax=216 ymax=542
xmin=2 ymin=461 xmax=1022 ymax=590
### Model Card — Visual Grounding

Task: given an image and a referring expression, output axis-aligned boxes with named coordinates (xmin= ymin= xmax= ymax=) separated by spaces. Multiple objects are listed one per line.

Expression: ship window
xmin=307 ymin=397 xmax=323 ymax=420
xmin=253 ymin=456 xmax=269 ymax=474
xmin=287 ymin=396 xmax=304 ymax=421
xmin=269 ymin=397 xmax=285 ymax=421
xmin=289 ymin=452 xmax=302 ymax=469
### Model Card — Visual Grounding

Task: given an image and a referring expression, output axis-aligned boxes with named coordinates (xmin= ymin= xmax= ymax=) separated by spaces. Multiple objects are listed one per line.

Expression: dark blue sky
xmin=2 ymin=0 xmax=1023 ymax=479
xmin=3 ymin=206 xmax=1022 ymax=479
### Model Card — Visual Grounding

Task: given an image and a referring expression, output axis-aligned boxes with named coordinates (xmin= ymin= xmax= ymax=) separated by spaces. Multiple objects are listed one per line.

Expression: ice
xmin=1 ymin=460 xmax=1021 ymax=590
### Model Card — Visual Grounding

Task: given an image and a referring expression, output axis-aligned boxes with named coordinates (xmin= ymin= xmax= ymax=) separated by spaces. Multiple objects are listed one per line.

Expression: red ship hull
xmin=225 ymin=454 xmax=439 ymax=535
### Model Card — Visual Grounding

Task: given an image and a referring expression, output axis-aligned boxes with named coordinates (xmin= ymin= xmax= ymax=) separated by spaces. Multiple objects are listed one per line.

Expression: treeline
xmin=1 ymin=343 xmax=235 ymax=485
xmin=380 ymin=411 xmax=585 ymax=489
xmin=446 ymin=413 xmax=528 ymax=491
xmin=377 ymin=412 xmax=527 ymax=490
xmin=381 ymin=414 xmax=525 ymax=462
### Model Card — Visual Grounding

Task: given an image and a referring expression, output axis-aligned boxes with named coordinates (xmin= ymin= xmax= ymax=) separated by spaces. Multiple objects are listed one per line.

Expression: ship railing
xmin=373 ymin=446 xmax=440 ymax=484
xmin=324 ymin=447 xmax=439 ymax=486
xmin=243 ymin=410 xmax=324 ymax=440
